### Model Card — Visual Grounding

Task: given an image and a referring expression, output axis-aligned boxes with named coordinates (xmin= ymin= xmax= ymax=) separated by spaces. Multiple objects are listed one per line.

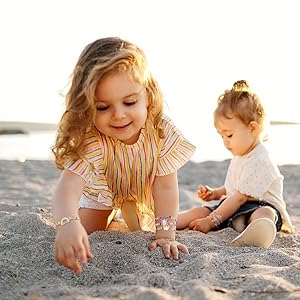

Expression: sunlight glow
xmin=0 ymin=0 xmax=299 ymax=163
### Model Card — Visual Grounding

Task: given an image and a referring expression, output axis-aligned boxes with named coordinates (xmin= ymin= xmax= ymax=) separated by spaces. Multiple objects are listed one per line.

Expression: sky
xmin=1 ymin=0 xmax=300 ymax=146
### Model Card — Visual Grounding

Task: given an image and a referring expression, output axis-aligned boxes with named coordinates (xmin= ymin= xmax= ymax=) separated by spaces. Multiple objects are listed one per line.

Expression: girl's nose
xmin=223 ymin=139 xmax=229 ymax=148
xmin=112 ymin=108 xmax=126 ymax=120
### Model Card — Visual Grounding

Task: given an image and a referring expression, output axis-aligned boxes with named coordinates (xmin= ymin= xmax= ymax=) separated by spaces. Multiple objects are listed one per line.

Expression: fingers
xmin=149 ymin=239 xmax=189 ymax=260
xmin=188 ymin=221 xmax=200 ymax=231
xmin=177 ymin=243 xmax=189 ymax=255
xmin=55 ymin=238 xmax=93 ymax=275
xmin=82 ymin=236 xmax=94 ymax=260
xmin=189 ymin=219 xmax=201 ymax=231
xmin=148 ymin=241 xmax=158 ymax=251
xmin=75 ymin=245 xmax=87 ymax=267
xmin=162 ymin=242 xmax=171 ymax=259
xmin=56 ymin=245 xmax=82 ymax=274
xmin=188 ymin=220 xmax=196 ymax=229
xmin=67 ymin=246 xmax=83 ymax=274
xmin=168 ymin=244 xmax=178 ymax=260
xmin=198 ymin=185 xmax=207 ymax=193
xmin=204 ymin=185 xmax=213 ymax=192
xmin=55 ymin=246 xmax=65 ymax=267
xmin=197 ymin=184 xmax=213 ymax=200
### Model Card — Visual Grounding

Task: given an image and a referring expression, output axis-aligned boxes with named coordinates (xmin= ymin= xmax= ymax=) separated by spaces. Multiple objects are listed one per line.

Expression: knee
xmin=251 ymin=206 xmax=277 ymax=222
xmin=260 ymin=206 xmax=277 ymax=219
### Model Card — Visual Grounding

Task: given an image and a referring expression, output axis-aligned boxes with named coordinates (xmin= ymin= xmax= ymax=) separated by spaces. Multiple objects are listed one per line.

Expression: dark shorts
xmin=207 ymin=200 xmax=282 ymax=231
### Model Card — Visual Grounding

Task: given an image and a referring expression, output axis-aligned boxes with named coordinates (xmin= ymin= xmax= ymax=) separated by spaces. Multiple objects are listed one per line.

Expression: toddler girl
xmin=52 ymin=37 xmax=195 ymax=274
xmin=177 ymin=80 xmax=294 ymax=248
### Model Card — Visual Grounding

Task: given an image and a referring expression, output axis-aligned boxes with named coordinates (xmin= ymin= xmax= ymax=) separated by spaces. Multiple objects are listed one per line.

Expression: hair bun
xmin=233 ymin=80 xmax=250 ymax=92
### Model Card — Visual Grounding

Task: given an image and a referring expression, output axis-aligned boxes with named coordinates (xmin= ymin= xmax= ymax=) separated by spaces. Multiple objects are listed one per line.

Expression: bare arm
xmin=52 ymin=170 xmax=93 ymax=274
xmin=152 ymin=172 xmax=179 ymax=240
xmin=189 ymin=190 xmax=248 ymax=232
xmin=212 ymin=191 xmax=248 ymax=221
xmin=149 ymin=172 xmax=188 ymax=259
xmin=214 ymin=186 xmax=226 ymax=199
xmin=52 ymin=170 xmax=85 ymax=222
xmin=198 ymin=185 xmax=226 ymax=201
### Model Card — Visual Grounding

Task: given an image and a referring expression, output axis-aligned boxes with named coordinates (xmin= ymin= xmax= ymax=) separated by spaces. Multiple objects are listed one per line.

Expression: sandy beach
xmin=0 ymin=159 xmax=300 ymax=300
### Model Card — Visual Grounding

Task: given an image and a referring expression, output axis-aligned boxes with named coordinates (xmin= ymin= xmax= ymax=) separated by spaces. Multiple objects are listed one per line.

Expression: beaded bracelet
xmin=208 ymin=211 xmax=222 ymax=228
xmin=155 ymin=216 xmax=177 ymax=231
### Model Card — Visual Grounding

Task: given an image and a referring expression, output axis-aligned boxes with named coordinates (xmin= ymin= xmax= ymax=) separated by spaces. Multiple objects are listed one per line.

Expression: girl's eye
xmin=227 ymin=134 xmax=233 ymax=138
xmin=125 ymin=100 xmax=137 ymax=106
xmin=96 ymin=106 xmax=109 ymax=111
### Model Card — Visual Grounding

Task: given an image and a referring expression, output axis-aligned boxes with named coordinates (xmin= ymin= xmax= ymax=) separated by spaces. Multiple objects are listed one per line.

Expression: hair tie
xmin=233 ymin=80 xmax=250 ymax=92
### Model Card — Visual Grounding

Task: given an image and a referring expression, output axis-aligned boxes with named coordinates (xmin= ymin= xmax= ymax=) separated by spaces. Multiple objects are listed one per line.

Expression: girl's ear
xmin=249 ymin=121 xmax=259 ymax=132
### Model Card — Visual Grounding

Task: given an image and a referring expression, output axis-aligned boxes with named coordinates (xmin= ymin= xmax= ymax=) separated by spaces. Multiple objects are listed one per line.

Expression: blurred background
xmin=0 ymin=0 xmax=299 ymax=164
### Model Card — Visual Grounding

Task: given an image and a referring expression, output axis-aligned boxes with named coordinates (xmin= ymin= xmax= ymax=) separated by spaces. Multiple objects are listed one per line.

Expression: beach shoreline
xmin=0 ymin=159 xmax=299 ymax=299
xmin=0 ymin=121 xmax=57 ymax=135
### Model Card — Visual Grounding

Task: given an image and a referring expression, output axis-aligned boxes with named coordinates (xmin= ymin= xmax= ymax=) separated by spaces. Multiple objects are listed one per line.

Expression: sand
xmin=0 ymin=159 xmax=300 ymax=300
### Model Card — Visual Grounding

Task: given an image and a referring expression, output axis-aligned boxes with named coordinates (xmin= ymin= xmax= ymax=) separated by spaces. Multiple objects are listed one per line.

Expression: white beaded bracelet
xmin=209 ymin=212 xmax=222 ymax=228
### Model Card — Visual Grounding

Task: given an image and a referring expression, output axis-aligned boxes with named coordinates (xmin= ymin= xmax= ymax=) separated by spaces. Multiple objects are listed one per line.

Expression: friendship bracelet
xmin=155 ymin=216 xmax=177 ymax=231
xmin=209 ymin=211 xmax=222 ymax=228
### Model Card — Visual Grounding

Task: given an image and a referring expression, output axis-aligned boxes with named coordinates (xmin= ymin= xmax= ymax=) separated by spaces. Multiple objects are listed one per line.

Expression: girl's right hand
xmin=54 ymin=222 xmax=93 ymax=274
xmin=197 ymin=185 xmax=215 ymax=201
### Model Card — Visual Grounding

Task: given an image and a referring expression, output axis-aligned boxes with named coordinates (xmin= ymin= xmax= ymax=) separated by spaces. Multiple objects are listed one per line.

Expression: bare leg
xmin=232 ymin=215 xmax=247 ymax=233
xmin=121 ymin=201 xmax=141 ymax=231
xmin=230 ymin=206 xmax=277 ymax=248
xmin=177 ymin=206 xmax=211 ymax=229
xmin=79 ymin=208 xmax=115 ymax=234
xmin=248 ymin=206 xmax=277 ymax=224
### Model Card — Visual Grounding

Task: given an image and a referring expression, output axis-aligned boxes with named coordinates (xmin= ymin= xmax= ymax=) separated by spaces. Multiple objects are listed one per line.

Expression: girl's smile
xmin=111 ymin=122 xmax=132 ymax=130
xmin=94 ymin=71 xmax=148 ymax=144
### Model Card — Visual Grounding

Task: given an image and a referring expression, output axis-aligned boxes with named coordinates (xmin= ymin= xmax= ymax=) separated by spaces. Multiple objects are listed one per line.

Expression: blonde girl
xmin=177 ymin=80 xmax=294 ymax=248
xmin=52 ymin=37 xmax=195 ymax=274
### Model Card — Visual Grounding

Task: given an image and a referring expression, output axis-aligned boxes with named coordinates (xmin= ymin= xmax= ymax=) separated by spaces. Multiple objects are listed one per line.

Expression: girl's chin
xmin=115 ymin=132 xmax=140 ymax=145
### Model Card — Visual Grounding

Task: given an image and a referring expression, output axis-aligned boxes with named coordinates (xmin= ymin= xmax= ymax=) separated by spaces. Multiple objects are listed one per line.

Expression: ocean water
xmin=0 ymin=125 xmax=299 ymax=165
xmin=0 ymin=131 xmax=56 ymax=161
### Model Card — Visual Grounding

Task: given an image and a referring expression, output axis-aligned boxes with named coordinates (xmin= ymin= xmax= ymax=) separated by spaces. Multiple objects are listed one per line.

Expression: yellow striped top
xmin=64 ymin=115 xmax=195 ymax=231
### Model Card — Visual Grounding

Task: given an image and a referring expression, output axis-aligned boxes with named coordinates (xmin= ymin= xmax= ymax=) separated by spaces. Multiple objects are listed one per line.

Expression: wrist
xmin=214 ymin=189 xmax=221 ymax=200
xmin=207 ymin=211 xmax=223 ymax=229
xmin=154 ymin=215 xmax=176 ymax=240
xmin=54 ymin=216 xmax=80 ymax=229
xmin=155 ymin=216 xmax=177 ymax=231
xmin=205 ymin=216 xmax=214 ymax=229
xmin=155 ymin=230 xmax=175 ymax=240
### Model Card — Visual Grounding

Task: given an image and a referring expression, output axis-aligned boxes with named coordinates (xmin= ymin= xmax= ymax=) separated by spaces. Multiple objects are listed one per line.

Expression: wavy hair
xmin=52 ymin=37 xmax=164 ymax=169
xmin=214 ymin=80 xmax=266 ymax=132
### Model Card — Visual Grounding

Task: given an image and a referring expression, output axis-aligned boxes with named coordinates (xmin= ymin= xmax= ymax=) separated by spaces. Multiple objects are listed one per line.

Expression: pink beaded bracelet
xmin=155 ymin=216 xmax=177 ymax=231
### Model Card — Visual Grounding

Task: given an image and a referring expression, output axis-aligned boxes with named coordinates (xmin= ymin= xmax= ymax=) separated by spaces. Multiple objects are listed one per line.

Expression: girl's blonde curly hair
xmin=52 ymin=37 xmax=165 ymax=169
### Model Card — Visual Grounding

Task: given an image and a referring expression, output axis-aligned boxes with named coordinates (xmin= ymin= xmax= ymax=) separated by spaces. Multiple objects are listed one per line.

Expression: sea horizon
xmin=1 ymin=121 xmax=300 ymax=165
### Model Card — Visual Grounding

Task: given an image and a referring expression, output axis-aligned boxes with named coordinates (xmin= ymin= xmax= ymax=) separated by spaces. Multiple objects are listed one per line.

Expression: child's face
xmin=94 ymin=71 xmax=148 ymax=144
xmin=214 ymin=115 xmax=259 ymax=156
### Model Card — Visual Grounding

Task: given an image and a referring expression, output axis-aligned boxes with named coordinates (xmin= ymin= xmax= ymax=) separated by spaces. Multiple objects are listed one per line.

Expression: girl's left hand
xmin=189 ymin=217 xmax=213 ymax=233
xmin=148 ymin=238 xmax=189 ymax=260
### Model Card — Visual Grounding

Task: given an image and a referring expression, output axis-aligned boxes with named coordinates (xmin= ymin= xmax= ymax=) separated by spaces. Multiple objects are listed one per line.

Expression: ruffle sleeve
xmin=63 ymin=130 xmax=102 ymax=184
xmin=156 ymin=116 xmax=195 ymax=176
